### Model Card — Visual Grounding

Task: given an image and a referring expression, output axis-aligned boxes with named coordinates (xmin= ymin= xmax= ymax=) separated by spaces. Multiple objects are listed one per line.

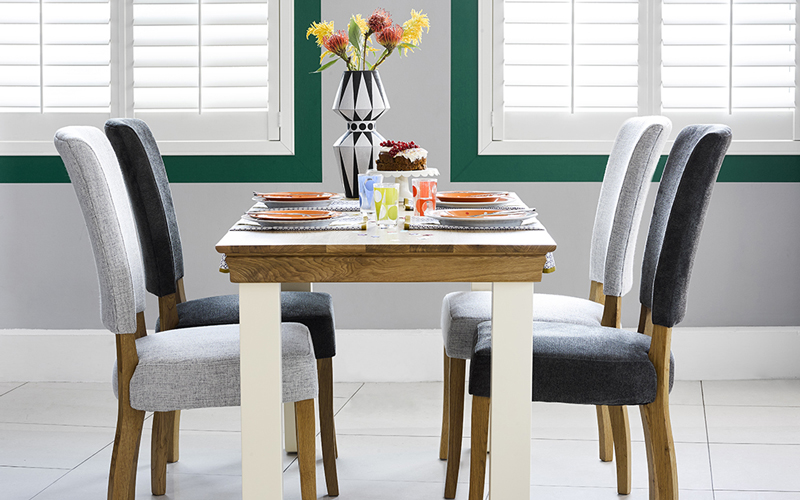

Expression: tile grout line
xmin=29 ymin=441 xmax=115 ymax=500
xmin=0 ymin=381 xmax=29 ymax=398
xmin=700 ymin=381 xmax=717 ymax=500
xmin=333 ymin=382 xmax=366 ymax=418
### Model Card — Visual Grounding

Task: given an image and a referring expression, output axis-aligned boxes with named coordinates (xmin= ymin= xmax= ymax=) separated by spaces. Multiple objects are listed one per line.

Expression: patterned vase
xmin=332 ymin=70 xmax=390 ymax=198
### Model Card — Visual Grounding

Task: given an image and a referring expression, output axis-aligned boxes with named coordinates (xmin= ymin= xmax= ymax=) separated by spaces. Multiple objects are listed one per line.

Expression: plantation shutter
xmin=132 ymin=0 xmax=279 ymax=147
xmin=0 ymin=0 xmax=111 ymax=113
xmin=661 ymin=0 xmax=796 ymax=140
xmin=500 ymin=0 xmax=640 ymax=141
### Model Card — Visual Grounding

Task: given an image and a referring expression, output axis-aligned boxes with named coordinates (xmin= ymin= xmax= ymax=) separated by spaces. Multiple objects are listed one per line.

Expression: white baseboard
xmin=1 ymin=327 xmax=798 ymax=383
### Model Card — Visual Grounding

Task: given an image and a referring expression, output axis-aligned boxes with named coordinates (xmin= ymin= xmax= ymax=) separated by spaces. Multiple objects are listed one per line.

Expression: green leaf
xmin=348 ymin=18 xmax=362 ymax=58
xmin=312 ymin=58 xmax=340 ymax=73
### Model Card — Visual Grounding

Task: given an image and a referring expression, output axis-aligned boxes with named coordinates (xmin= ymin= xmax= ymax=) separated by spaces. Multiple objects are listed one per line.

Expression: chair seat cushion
xmin=441 ymin=291 xmax=604 ymax=360
xmin=468 ymin=321 xmax=674 ymax=406
xmin=113 ymin=323 xmax=318 ymax=411
xmin=155 ymin=291 xmax=336 ymax=359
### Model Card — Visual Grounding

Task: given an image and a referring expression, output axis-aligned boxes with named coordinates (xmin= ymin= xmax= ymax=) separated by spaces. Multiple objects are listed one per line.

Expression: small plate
xmin=426 ymin=209 xmax=537 ymax=227
xmin=436 ymin=191 xmax=509 ymax=203
xmin=435 ymin=196 xmax=513 ymax=208
xmin=241 ymin=210 xmax=345 ymax=228
xmin=249 ymin=210 xmax=336 ymax=221
xmin=254 ymin=191 xmax=336 ymax=202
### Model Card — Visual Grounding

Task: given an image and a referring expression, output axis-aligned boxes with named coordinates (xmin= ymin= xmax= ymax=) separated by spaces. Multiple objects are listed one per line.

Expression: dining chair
xmin=104 ymin=118 xmax=339 ymax=496
xmin=54 ymin=125 xmax=327 ymax=500
xmin=439 ymin=116 xmax=671 ymax=497
xmin=462 ymin=124 xmax=732 ymax=500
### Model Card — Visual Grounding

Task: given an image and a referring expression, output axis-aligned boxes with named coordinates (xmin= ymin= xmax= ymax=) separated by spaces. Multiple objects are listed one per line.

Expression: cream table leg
xmin=240 ymin=283 xmax=283 ymax=500
xmin=489 ymin=282 xmax=534 ymax=499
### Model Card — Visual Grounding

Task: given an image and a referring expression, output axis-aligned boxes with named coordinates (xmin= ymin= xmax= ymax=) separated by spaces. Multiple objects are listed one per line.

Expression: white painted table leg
xmin=489 ymin=282 xmax=534 ymax=499
xmin=240 ymin=283 xmax=283 ymax=500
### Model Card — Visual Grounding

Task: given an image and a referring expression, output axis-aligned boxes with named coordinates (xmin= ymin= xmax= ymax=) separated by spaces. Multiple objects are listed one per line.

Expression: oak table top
xmin=216 ymin=225 xmax=557 ymax=283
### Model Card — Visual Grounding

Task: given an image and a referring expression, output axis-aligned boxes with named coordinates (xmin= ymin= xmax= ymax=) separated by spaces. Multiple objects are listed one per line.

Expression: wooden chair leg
xmin=295 ymin=399 xmax=317 ymax=500
xmin=150 ymin=412 xmax=172 ymax=495
xmin=640 ymin=405 xmax=658 ymax=500
xmin=596 ymin=405 xmax=613 ymax=462
xmin=444 ymin=358 xmax=466 ymax=499
xmin=108 ymin=402 xmax=146 ymax=500
xmin=440 ymin=349 xmax=451 ymax=460
xmin=609 ymin=405 xmax=632 ymax=495
xmin=468 ymin=396 xmax=490 ymax=500
xmin=317 ymin=358 xmax=339 ymax=496
xmin=167 ymin=410 xmax=180 ymax=463
xmin=642 ymin=400 xmax=678 ymax=500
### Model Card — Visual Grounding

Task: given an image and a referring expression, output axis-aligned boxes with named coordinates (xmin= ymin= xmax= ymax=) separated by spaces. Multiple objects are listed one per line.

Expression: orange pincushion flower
xmin=367 ymin=8 xmax=392 ymax=34
xmin=323 ymin=30 xmax=349 ymax=56
xmin=376 ymin=24 xmax=403 ymax=51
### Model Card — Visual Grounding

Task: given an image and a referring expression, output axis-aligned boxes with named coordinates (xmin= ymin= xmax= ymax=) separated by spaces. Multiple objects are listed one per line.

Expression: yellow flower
xmin=402 ymin=9 xmax=430 ymax=46
xmin=306 ymin=20 xmax=334 ymax=47
xmin=353 ymin=14 xmax=368 ymax=34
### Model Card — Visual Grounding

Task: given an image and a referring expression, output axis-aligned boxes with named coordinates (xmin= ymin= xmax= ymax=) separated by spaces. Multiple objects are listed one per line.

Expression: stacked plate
xmin=242 ymin=210 xmax=345 ymax=228
xmin=425 ymin=209 xmax=538 ymax=227
xmin=436 ymin=191 xmax=512 ymax=207
xmin=253 ymin=191 xmax=341 ymax=208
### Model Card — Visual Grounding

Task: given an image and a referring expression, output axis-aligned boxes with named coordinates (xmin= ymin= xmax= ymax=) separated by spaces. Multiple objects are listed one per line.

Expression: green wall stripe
xmin=450 ymin=0 xmax=800 ymax=183
xmin=0 ymin=0 xmax=323 ymax=184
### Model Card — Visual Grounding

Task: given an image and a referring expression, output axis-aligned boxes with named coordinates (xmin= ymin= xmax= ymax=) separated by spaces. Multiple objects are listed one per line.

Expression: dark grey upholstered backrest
xmin=645 ymin=125 xmax=732 ymax=328
xmin=54 ymin=126 xmax=146 ymax=334
xmin=105 ymin=118 xmax=184 ymax=297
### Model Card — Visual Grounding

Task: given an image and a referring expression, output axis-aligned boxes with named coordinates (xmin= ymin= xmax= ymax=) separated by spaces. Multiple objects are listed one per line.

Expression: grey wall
xmin=1 ymin=0 xmax=799 ymax=330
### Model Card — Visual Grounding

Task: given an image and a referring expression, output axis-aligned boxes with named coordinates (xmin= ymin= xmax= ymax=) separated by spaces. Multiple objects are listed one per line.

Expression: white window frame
xmin=0 ymin=0 xmax=294 ymax=156
xmin=478 ymin=0 xmax=800 ymax=155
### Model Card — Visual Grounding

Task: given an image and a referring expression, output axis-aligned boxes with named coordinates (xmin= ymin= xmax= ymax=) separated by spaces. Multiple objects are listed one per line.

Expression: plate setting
xmin=253 ymin=191 xmax=342 ymax=208
xmin=425 ymin=208 xmax=538 ymax=227
xmin=436 ymin=191 xmax=509 ymax=203
xmin=242 ymin=210 xmax=345 ymax=227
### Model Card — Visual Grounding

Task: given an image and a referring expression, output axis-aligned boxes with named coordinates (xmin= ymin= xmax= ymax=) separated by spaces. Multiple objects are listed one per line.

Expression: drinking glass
xmin=412 ymin=178 xmax=437 ymax=216
xmin=373 ymin=182 xmax=400 ymax=228
xmin=358 ymin=173 xmax=383 ymax=214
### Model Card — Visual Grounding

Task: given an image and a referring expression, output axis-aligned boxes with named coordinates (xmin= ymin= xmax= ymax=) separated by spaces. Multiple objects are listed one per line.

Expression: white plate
xmin=251 ymin=196 xmax=341 ymax=209
xmin=241 ymin=213 xmax=346 ymax=228
xmin=425 ymin=209 xmax=538 ymax=227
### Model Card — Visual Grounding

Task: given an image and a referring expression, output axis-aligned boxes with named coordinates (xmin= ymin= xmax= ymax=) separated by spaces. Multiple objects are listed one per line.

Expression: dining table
xmin=215 ymin=195 xmax=557 ymax=499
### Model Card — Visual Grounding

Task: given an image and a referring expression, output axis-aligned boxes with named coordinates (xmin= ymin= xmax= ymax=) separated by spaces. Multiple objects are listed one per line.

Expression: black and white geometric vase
xmin=332 ymin=70 xmax=390 ymax=198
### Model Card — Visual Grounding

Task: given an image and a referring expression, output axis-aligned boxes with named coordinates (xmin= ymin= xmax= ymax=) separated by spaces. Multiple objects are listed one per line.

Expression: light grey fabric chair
xmin=103 ymin=118 xmax=339 ymax=496
xmin=463 ymin=124 xmax=732 ymax=500
xmin=440 ymin=116 xmax=672 ymax=497
xmin=54 ymin=126 xmax=325 ymax=500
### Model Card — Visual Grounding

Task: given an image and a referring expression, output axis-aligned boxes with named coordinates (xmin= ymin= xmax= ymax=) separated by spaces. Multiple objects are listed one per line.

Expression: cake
xmin=376 ymin=140 xmax=427 ymax=171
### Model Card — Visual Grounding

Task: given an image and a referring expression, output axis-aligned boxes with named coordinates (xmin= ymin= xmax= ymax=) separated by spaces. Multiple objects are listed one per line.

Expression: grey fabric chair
xmin=440 ymin=116 xmax=672 ymax=497
xmin=54 ymin=126 xmax=326 ymax=500
xmin=463 ymin=124 xmax=732 ymax=500
xmin=103 ymin=118 xmax=339 ymax=495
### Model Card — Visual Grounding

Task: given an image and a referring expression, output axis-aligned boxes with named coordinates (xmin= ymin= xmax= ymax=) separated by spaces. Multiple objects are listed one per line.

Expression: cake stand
xmin=366 ymin=168 xmax=440 ymax=204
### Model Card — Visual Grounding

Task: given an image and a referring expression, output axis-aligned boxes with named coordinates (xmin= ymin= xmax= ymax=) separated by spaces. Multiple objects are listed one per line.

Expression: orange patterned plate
xmin=254 ymin=192 xmax=336 ymax=202
xmin=436 ymin=191 xmax=509 ymax=203
xmin=248 ymin=210 xmax=337 ymax=221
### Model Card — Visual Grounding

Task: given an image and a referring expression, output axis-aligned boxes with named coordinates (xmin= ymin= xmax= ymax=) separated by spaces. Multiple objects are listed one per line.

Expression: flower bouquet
xmin=307 ymin=8 xmax=430 ymax=72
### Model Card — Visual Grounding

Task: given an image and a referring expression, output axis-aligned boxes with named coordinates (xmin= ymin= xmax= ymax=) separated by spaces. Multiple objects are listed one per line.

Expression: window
xmin=479 ymin=0 xmax=800 ymax=154
xmin=0 ymin=0 xmax=293 ymax=155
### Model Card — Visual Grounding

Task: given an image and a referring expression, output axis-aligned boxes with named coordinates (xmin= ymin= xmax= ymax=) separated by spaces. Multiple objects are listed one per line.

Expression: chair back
xmin=54 ymin=126 xmax=146 ymax=334
xmin=590 ymin=116 xmax=672 ymax=294
xmin=643 ymin=125 xmax=732 ymax=327
xmin=105 ymin=118 xmax=184 ymax=297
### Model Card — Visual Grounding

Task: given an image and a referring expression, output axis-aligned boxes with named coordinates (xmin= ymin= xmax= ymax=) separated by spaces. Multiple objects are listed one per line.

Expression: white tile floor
xmin=1 ymin=380 xmax=799 ymax=499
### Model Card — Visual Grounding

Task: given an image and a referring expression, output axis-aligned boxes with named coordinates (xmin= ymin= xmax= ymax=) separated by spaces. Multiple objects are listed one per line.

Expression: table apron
xmin=225 ymin=254 xmax=547 ymax=283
